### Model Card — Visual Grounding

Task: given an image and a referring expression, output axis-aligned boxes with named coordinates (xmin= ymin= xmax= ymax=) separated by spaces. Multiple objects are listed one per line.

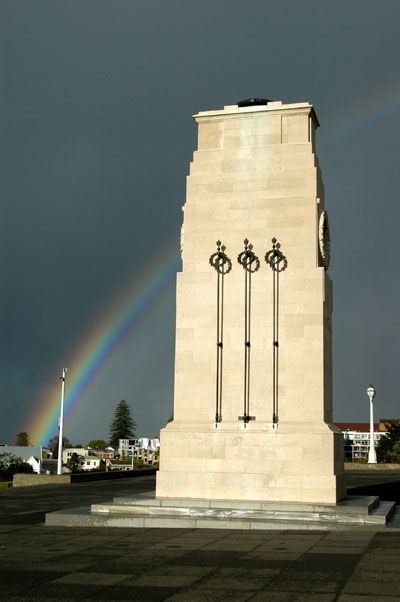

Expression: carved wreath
xmin=318 ymin=210 xmax=330 ymax=269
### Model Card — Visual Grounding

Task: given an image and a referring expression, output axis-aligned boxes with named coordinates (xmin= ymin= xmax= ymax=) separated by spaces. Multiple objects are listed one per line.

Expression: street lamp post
xmin=57 ymin=368 xmax=68 ymax=475
xmin=367 ymin=384 xmax=377 ymax=464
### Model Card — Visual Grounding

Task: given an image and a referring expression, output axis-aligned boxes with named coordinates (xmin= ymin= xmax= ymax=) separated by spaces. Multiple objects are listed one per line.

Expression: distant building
xmin=58 ymin=448 xmax=111 ymax=472
xmin=118 ymin=438 xmax=139 ymax=457
xmin=119 ymin=437 xmax=160 ymax=466
xmin=0 ymin=445 xmax=42 ymax=473
xmin=77 ymin=456 xmax=104 ymax=471
xmin=27 ymin=456 xmax=41 ymax=474
xmin=89 ymin=446 xmax=115 ymax=460
xmin=334 ymin=420 xmax=392 ymax=461
xmin=62 ymin=448 xmax=90 ymax=464
xmin=110 ymin=461 xmax=133 ymax=471
xmin=42 ymin=459 xmax=57 ymax=474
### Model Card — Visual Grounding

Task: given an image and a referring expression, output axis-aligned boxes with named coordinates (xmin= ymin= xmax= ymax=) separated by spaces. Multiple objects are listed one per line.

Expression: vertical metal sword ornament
xmin=209 ymin=240 xmax=232 ymax=423
xmin=265 ymin=238 xmax=288 ymax=426
xmin=237 ymin=239 xmax=260 ymax=424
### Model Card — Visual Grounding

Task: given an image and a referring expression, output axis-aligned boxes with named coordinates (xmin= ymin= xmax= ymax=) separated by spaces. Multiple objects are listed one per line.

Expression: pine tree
xmin=47 ymin=435 xmax=72 ymax=459
xmin=15 ymin=432 xmax=30 ymax=446
xmin=109 ymin=399 xmax=136 ymax=448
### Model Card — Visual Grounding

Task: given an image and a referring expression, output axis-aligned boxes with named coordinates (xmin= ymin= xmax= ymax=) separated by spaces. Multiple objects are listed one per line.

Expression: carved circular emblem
xmin=318 ymin=210 xmax=330 ymax=268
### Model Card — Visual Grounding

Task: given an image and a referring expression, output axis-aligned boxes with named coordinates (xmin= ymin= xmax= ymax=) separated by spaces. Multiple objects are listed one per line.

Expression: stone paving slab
xmin=1 ymin=523 xmax=400 ymax=600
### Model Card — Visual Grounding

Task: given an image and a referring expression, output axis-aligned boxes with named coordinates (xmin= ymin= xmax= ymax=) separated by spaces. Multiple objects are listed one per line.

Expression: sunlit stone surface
xmin=156 ymin=100 xmax=345 ymax=504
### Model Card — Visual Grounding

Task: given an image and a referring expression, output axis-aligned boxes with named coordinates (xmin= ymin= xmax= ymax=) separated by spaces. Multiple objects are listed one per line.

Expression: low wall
xmin=345 ymin=463 xmax=400 ymax=471
xmin=13 ymin=474 xmax=71 ymax=487
xmin=70 ymin=468 xmax=156 ymax=482
xmin=13 ymin=468 xmax=156 ymax=487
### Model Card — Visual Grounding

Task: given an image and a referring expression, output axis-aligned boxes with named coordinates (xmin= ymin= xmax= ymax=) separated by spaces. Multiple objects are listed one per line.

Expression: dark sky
xmin=1 ymin=0 xmax=399 ymax=446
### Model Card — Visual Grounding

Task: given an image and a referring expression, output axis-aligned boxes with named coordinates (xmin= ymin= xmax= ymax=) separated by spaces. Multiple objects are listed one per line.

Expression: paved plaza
xmin=0 ymin=474 xmax=400 ymax=601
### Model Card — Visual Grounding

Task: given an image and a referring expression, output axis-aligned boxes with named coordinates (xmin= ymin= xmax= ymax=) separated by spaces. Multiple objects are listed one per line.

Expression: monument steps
xmin=45 ymin=494 xmax=397 ymax=530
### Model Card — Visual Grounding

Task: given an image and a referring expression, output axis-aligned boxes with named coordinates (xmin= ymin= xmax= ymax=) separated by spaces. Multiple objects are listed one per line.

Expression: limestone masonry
xmin=156 ymin=99 xmax=346 ymax=504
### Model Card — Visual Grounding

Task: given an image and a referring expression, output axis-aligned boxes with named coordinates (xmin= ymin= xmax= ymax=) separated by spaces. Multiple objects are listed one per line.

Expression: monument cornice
xmin=193 ymin=101 xmax=320 ymax=128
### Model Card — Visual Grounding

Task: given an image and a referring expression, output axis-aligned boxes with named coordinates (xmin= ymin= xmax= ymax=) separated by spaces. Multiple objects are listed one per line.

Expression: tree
xmin=0 ymin=453 xmax=34 ymax=479
xmin=3 ymin=462 xmax=34 ymax=479
xmin=47 ymin=435 xmax=72 ymax=459
xmin=386 ymin=440 xmax=400 ymax=463
xmin=376 ymin=421 xmax=400 ymax=463
xmin=66 ymin=452 xmax=81 ymax=473
xmin=87 ymin=439 xmax=108 ymax=449
xmin=109 ymin=399 xmax=136 ymax=448
xmin=0 ymin=452 xmax=15 ymax=476
xmin=15 ymin=432 xmax=30 ymax=446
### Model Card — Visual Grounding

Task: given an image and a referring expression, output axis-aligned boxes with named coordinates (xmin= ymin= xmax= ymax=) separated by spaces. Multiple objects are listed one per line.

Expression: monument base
xmin=45 ymin=492 xmax=396 ymax=530
xmin=156 ymin=421 xmax=346 ymax=505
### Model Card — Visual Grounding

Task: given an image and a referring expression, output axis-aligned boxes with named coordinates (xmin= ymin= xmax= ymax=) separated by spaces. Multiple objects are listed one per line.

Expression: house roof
xmin=80 ymin=456 xmax=101 ymax=461
xmin=335 ymin=422 xmax=381 ymax=433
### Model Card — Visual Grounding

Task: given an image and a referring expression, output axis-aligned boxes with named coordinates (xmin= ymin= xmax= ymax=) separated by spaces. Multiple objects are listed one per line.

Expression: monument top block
xmin=193 ymin=99 xmax=320 ymax=126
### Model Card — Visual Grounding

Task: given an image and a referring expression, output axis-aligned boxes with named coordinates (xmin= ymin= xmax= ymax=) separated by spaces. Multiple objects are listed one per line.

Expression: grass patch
xmin=0 ymin=481 xmax=12 ymax=489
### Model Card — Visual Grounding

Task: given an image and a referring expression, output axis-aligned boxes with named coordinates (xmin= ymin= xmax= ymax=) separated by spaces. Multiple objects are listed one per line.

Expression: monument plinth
xmin=156 ymin=99 xmax=346 ymax=504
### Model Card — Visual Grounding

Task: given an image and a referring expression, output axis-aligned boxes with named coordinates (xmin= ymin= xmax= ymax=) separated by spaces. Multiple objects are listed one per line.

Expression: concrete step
xmin=45 ymin=503 xmax=395 ymax=530
xmin=91 ymin=497 xmax=387 ymax=525
xmin=45 ymin=495 xmax=396 ymax=530
xmin=110 ymin=494 xmax=380 ymax=515
xmin=368 ymin=500 xmax=397 ymax=523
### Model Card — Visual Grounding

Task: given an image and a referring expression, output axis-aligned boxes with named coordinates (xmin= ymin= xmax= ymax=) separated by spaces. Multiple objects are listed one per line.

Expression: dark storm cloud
xmin=1 ymin=0 xmax=399 ymax=444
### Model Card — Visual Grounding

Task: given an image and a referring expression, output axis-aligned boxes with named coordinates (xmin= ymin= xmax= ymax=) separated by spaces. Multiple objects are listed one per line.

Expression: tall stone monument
xmin=156 ymin=98 xmax=345 ymax=504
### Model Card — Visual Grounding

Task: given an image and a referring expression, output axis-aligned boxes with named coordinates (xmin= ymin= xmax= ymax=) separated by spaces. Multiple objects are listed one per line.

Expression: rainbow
xmin=29 ymin=238 xmax=180 ymax=446
xmin=319 ymin=79 xmax=400 ymax=150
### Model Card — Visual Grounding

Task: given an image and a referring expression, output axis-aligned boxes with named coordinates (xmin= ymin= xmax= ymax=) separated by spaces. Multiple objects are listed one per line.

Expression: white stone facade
xmin=156 ymin=100 xmax=345 ymax=504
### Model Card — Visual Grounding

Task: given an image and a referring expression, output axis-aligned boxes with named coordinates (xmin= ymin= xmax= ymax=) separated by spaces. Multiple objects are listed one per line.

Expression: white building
xmin=119 ymin=437 xmax=160 ymax=465
xmin=27 ymin=456 xmax=41 ymax=474
xmin=0 ymin=446 xmax=42 ymax=473
xmin=62 ymin=448 xmax=90 ymax=464
xmin=77 ymin=456 xmax=104 ymax=471
xmin=118 ymin=439 xmax=139 ymax=457
xmin=334 ymin=422 xmax=389 ymax=461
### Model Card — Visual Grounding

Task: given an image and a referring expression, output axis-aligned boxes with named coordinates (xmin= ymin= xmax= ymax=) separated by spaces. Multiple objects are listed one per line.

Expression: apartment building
xmin=119 ymin=437 xmax=160 ymax=466
xmin=334 ymin=421 xmax=389 ymax=461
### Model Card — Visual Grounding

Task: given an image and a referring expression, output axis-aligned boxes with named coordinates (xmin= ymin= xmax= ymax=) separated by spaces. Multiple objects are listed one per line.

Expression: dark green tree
xmin=0 ymin=454 xmax=34 ymax=479
xmin=109 ymin=399 xmax=136 ymax=448
xmin=66 ymin=452 xmax=80 ymax=473
xmin=387 ymin=440 xmax=400 ymax=463
xmin=87 ymin=439 xmax=108 ymax=449
xmin=3 ymin=462 xmax=34 ymax=479
xmin=376 ymin=421 xmax=400 ymax=463
xmin=15 ymin=432 xmax=30 ymax=446
xmin=47 ymin=435 xmax=72 ymax=459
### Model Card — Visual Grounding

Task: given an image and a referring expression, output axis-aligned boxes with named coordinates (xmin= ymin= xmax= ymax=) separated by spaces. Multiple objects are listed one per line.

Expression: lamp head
xmin=367 ymin=384 xmax=376 ymax=401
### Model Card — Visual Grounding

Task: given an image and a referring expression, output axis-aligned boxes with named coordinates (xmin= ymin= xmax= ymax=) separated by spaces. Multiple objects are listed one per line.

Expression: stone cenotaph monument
xmin=156 ymin=98 xmax=346 ymax=504
xmin=46 ymin=100 xmax=396 ymax=528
